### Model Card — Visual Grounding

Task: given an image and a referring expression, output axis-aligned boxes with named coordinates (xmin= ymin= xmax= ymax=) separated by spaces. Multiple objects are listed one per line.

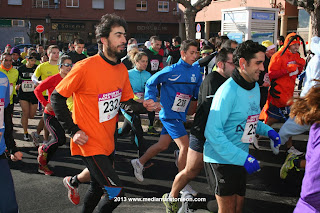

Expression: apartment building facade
xmin=0 ymin=0 xmax=180 ymax=49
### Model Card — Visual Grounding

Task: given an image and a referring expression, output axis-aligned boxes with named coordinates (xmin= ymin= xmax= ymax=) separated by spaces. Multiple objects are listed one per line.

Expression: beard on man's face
xmin=107 ymin=41 xmax=126 ymax=59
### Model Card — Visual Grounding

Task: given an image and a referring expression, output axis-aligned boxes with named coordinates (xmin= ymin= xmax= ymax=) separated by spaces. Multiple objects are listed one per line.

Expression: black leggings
xmin=81 ymin=155 xmax=124 ymax=213
xmin=42 ymin=113 xmax=66 ymax=162
xmin=120 ymin=109 xmax=148 ymax=157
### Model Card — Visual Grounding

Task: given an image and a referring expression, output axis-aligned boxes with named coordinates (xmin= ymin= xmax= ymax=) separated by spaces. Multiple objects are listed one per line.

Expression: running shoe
xmin=31 ymin=132 xmax=41 ymax=147
xmin=280 ymin=153 xmax=299 ymax=179
xmin=38 ymin=164 xmax=54 ymax=176
xmin=162 ymin=193 xmax=178 ymax=213
xmin=23 ymin=133 xmax=30 ymax=141
xmin=178 ymin=191 xmax=195 ymax=213
xmin=63 ymin=176 xmax=80 ymax=205
xmin=131 ymin=159 xmax=144 ymax=182
xmin=37 ymin=145 xmax=48 ymax=166
xmin=174 ymin=150 xmax=179 ymax=168
xmin=287 ymin=146 xmax=304 ymax=156
xmin=180 ymin=184 xmax=198 ymax=197
xmin=147 ymin=126 xmax=159 ymax=135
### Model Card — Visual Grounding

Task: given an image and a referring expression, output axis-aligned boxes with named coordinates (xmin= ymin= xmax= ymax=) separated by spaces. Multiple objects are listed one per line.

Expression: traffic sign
xmin=36 ymin=25 xmax=44 ymax=33
xmin=196 ymin=23 xmax=201 ymax=33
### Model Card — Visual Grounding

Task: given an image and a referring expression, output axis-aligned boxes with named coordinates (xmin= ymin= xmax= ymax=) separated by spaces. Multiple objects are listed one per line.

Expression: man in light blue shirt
xmin=204 ymin=40 xmax=281 ymax=212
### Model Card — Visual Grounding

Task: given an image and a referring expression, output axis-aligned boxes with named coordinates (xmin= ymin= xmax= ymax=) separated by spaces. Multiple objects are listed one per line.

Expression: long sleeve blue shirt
xmin=204 ymin=77 xmax=272 ymax=166
xmin=145 ymin=59 xmax=202 ymax=121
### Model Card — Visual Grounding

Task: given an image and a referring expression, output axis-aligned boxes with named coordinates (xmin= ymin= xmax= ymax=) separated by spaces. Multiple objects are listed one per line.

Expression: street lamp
xmin=172 ymin=8 xmax=181 ymax=19
xmin=45 ymin=14 xmax=51 ymax=24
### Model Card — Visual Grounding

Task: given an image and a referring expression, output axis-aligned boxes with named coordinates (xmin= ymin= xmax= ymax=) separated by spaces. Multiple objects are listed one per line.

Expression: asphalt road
xmin=8 ymin=104 xmax=307 ymax=213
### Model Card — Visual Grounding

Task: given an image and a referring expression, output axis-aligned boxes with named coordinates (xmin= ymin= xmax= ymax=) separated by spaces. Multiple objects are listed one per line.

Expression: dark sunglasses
xmin=61 ymin=63 xmax=73 ymax=67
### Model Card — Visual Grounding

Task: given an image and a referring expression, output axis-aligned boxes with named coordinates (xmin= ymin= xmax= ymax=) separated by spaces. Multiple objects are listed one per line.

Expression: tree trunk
xmin=184 ymin=8 xmax=197 ymax=40
xmin=311 ymin=2 xmax=320 ymax=37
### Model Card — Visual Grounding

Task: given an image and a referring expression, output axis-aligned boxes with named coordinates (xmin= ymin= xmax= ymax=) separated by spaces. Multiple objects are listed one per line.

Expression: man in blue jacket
xmin=203 ymin=40 xmax=281 ymax=213
xmin=131 ymin=40 xmax=202 ymax=189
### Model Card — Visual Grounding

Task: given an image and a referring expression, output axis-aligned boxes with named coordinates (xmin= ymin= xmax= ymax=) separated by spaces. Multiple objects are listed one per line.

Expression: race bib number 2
xmin=171 ymin=92 xmax=191 ymax=112
xmin=241 ymin=114 xmax=259 ymax=143
xmin=98 ymin=89 xmax=122 ymax=123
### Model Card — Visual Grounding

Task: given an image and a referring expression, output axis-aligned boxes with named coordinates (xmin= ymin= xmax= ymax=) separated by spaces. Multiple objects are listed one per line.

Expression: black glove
xmin=269 ymin=80 xmax=281 ymax=99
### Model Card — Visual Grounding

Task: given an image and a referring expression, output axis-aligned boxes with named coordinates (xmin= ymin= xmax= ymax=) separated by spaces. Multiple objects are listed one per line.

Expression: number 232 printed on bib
xmin=98 ymin=89 xmax=122 ymax=123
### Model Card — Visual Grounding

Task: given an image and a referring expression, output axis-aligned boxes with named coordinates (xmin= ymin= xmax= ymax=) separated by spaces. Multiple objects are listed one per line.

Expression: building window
xmin=158 ymin=1 xmax=169 ymax=12
xmin=8 ymin=0 xmax=22 ymax=5
xmin=14 ymin=37 xmax=24 ymax=45
xmin=92 ymin=0 xmax=104 ymax=9
xmin=114 ymin=0 xmax=125 ymax=10
xmin=12 ymin=20 xmax=25 ymax=27
xmin=66 ymin=0 xmax=79 ymax=7
xmin=32 ymin=0 xmax=59 ymax=9
xmin=136 ymin=0 xmax=147 ymax=11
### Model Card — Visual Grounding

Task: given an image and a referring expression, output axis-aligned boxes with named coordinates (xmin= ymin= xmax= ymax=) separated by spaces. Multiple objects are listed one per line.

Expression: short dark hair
xmin=28 ymin=52 xmax=38 ymax=58
xmin=215 ymin=48 xmax=234 ymax=64
xmin=36 ymin=44 xmax=43 ymax=48
xmin=150 ymin=36 xmax=161 ymax=43
xmin=59 ymin=55 xmax=72 ymax=65
xmin=180 ymin=39 xmax=198 ymax=52
xmin=215 ymin=36 xmax=229 ymax=51
xmin=74 ymin=39 xmax=85 ymax=45
xmin=208 ymin=37 xmax=215 ymax=45
xmin=221 ymin=40 xmax=238 ymax=49
xmin=95 ymin=14 xmax=128 ymax=46
xmin=47 ymin=45 xmax=60 ymax=54
xmin=233 ymin=40 xmax=266 ymax=68
xmin=173 ymin=36 xmax=181 ymax=44
xmin=201 ymin=45 xmax=213 ymax=51
xmin=277 ymin=36 xmax=285 ymax=43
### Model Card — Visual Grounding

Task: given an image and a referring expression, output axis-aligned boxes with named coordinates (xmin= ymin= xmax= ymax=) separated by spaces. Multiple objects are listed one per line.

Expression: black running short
xmin=189 ymin=134 xmax=204 ymax=153
xmin=18 ymin=92 xmax=38 ymax=105
xmin=204 ymin=162 xmax=247 ymax=196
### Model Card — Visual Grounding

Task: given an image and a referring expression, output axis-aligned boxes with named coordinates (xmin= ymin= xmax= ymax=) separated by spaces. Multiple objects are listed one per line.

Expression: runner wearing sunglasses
xmin=34 ymin=55 xmax=73 ymax=175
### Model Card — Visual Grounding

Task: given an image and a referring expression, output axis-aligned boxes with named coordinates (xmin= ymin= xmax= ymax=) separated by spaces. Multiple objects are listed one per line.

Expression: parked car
xmin=15 ymin=44 xmax=34 ymax=53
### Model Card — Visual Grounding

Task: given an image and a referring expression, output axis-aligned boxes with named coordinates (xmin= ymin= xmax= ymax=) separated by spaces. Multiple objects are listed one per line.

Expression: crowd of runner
xmin=0 ymin=13 xmax=319 ymax=213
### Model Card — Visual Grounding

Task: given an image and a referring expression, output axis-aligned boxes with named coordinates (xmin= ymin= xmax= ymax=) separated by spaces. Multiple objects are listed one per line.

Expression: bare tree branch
xmin=171 ymin=0 xmax=214 ymax=39
xmin=171 ymin=0 xmax=192 ymax=8
xmin=286 ymin=0 xmax=320 ymax=36
xmin=193 ymin=0 xmax=214 ymax=12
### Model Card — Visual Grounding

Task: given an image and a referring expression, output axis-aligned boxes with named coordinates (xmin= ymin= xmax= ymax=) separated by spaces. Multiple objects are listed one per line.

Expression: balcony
xmin=32 ymin=0 xmax=59 ymax=9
